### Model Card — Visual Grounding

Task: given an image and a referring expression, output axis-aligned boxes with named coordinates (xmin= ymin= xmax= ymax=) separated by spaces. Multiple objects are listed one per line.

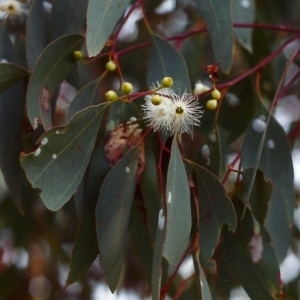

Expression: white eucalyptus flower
xmin=0 ymin=0 xmax=28 ymax=17
xmin=142 ymin=85 xmax=203 ymax=135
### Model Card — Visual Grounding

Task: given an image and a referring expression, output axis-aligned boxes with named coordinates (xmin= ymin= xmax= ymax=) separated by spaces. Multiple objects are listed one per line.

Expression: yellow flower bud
xmin=211 ymin=88 xmax=221 ymax=100
xmin=121 ymin=82 xmax=133 ymax=94
xmin=151 ymin=95 xmax=162 ymax=106
xmin=106 ymin=60 xmax=117 ymax=72
xmin=73 ymin=51 xmax=84 ymax=62
xmin=206 ymin=99 xmax=218 ymax=110
xmin=161 ymin=77 xmax=173 ymax=88
xmin=105 ymin=90 xmax=118 ymax=102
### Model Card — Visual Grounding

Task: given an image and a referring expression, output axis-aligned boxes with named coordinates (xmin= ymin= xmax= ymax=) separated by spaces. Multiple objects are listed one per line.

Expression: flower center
xmin=175 ymin=106 xmax=184 ymax=115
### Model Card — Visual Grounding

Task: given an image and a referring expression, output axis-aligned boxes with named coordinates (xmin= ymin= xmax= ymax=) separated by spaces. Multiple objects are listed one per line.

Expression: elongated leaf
xmin=140 ymin=136 xmax=161 ymax=241
xmin=241 ymin=111 xmax=294 ymax=262
xmin=147 ymin=34 xmax=191 ymax=92
xmin=0 ymin=63 xmax=28 ymax=92
xmin=66 ymin=77 xmax=102 ymax=122
xmin=195 ymin=0 xmax=233 ymax=73
xmin=51 ymin=0 xmax=88 ymax=39
xmin=232 ymin=0 xmax=255 ymax=52
xmin=21 ymin=103 xmax=109 ymax=211
xmin=129 ymin=197 xmax=154 ymax=287
xmin=0 ymin=27 xmax=37 ymax=212
xmin=67 ymin=140 xmax=111 ymax=285
xmin=86 ymin=0 xmax=131 ymax=57
xmin=194 ymin=165 xmax=236 ymax=271
xmin=96 ymin=147 xmax=138 ymax=292
xmin=243 ymin=168 xmax=273 ymax=225
xmin=66 ymin=208 xmax=99 ymax=286
xmin=199 ymin=261 xmax=213 ymax=300
xmin=26 ymin=34 xmax=84 ymax=130
xmin=163 ymin=138 xmax=191 ymax=266
xmin=152 ymin=208 xmax=165 ymax=300
xmin=26 ymin=0 xmax=49 ymax=70
xmin=224 ymin=209 xmax=281 ymax=300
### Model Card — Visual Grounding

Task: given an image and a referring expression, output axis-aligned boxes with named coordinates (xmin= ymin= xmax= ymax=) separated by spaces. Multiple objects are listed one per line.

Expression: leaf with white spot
xmin=96 ymin=147 xmax=138 ymax=293
xmin=163 ymin=138 xmax=191 ymax=266
xmin=21 ymin=103 xmax=109 ymax=211
xmin=26 ymin=34 xmax=84 ymax=130
xmin=232 ymin=0 xmax=255 ymax=52
xmin=242 ymin=109 xmax=294 ymax=262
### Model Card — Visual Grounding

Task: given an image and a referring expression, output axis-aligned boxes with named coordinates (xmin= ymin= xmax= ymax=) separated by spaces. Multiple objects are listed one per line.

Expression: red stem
xmin=218 ymin=34 xmax=300 ymax=89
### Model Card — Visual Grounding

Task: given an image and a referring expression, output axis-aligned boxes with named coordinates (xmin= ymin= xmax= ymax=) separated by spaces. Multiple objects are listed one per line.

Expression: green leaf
xmin=26 ymin=0 xmax=49 ymax=70
xmin=140 ymin=136 xmax=161 ymax=241
xmin=194 ymin=164 xmax=236 ymax=270
xmin=163 ymin=138 xmax=191 ymax=266
xmin=0 ymin=28 xmax=37 ymax=212
xmin=195 ymin=0 xmax=233 ymax=73
xmin=241 ymin=111 xmax=294 ymax=261
xmin=129 ymin=197 xmax=154 ymax=288
xmin=232 ymin=0 xmax=255 ymax=52
xmin=0 ymin=63 xmax=28 ymax=92
xmin=26 ymin=34 xmax=84 ymax=130
xmin=147 ymin=34 xmax=191 ymax=92
xmin=66 ymin=137 xmax=111 ymax=284
xmin=243 ymin=168 xmax=273 ymax=225
xmin=152 ymin=208 xmax=165 ymax=300
xmin=66 ymin=208 xmax=99 ymax=286
xmin=218 ymin=80 xmax=256 ymax=144
xmin=51 ymin=0 xmax=88 ymax=39
xmin=199 ymin=261 xmax=213 ymax=300
xmin=224 ymin=209 xmax=281 ymax=300
xmin=86 ymin=0 xmax=131 ymax=57
xmin=20 ymin=103 xmax=109 ymax=211
xmin=66 ymin=77 xmax=102 ymax=122
xmin=96 ymin=147 xmax=138 ymax=292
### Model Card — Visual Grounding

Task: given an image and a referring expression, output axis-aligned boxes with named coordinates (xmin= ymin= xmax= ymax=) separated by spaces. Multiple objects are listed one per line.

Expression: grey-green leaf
xmin=96 ymin=147 xmax=138 ymax=292
xmin=147 ymin=34 xmax=191 ymax=92
xmin=66 ymin=77 xmax=102 ymax=122
xmin=86 ymin=0 xmax=131 ymax=57
xmin=21 ymin=103 xmax=109 ymax=211
xmin=232 ymin=0 xmax=255 ymax=52
xmin=0 ymin=63 xmax=28 ymax=92
xmin=241 ymin=111 xmax=294 ymax=262
xmin=163 ymin=138 xmax=191 ymax=266
xmin=194 ymin=164 xmax=236 ymax=269
xmin=26 ymin=34 xmax=84 ymax=130
xmin=195 ymin=0 xmax=233 ymax=73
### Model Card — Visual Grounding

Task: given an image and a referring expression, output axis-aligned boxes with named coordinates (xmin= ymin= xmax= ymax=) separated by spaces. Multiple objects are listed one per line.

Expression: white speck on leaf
xmin=209 ymin=132 xmax=217 ymax=143
xmin=249 ymin=234 xmax=263 ymax=263
xmin=158 ymin=209 xmax=165 ymax=230
xmin=252 ymin=118 xmax=266 ymax=132
xmin=129 ymin=116 xmax=137 ymax=122
xmin=52 ymin=154 xmax=57 ymax=159
xmin=55 ymin=130 xmax=60 ymax=134
xmin=240 ymin=0 xmax=250 ymax=8
xmin=125 ymin=167 xmax=130 ymax=173
xmin=201 ymin=144 xmax=210 ymax=159
xmin=34 ymin=148 xmax=41 ymax=156
xmin=41 ymin=137 xmax=48 ymax=145
xmin=167 ymin=191 xmax=172 ymax=203
xmin=267 ymin=139 xmax=275 ymax=149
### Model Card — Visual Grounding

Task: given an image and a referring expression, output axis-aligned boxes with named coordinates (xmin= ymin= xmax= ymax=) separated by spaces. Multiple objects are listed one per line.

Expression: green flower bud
xmin=161 ymin=77 xmax=173 ymax=88
xmin=106 ymin=60 xmax=117 ymax=72
xmin=121 ymin=82 xmax=133 ymax=94
xmin=105 ymin=90 xmax=118 ymax=102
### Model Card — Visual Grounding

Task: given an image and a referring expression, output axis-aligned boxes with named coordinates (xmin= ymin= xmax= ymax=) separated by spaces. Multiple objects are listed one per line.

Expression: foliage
xmin=0 ymin=0 xmax=299 ymax=299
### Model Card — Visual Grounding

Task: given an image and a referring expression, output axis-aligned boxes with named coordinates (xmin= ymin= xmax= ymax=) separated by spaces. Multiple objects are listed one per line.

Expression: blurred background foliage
xmin=0 ymin=0 xmax=300 ymax=299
